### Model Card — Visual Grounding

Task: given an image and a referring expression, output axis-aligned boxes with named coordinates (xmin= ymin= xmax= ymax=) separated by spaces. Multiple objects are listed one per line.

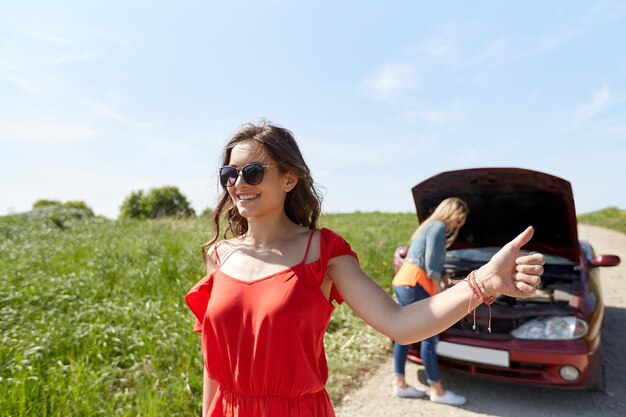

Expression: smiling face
xmin=226 ymin=140 xmax=296 ymax=220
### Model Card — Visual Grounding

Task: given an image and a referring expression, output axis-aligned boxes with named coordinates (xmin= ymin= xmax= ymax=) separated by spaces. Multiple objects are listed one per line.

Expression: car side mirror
xmin=590 ymin=254 xmax=621 ymax=267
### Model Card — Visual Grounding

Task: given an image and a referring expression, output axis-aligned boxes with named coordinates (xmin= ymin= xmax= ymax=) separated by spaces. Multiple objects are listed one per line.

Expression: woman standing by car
xmin=392 ymin=197 xmax=469 ymax=405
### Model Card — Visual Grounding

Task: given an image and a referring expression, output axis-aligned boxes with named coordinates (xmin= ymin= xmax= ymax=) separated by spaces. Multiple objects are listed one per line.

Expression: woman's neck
xmin=242 ymin=211 xmax=301 ymax=247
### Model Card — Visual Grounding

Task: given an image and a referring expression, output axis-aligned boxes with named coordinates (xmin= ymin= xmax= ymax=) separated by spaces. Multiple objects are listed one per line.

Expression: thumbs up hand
xmin=476 ymin=226 xmax=545 ymax=298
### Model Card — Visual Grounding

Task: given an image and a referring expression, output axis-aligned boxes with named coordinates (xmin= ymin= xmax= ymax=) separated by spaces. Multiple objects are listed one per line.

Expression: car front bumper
xmin=406 ymin=333 xmax=602 ymax=388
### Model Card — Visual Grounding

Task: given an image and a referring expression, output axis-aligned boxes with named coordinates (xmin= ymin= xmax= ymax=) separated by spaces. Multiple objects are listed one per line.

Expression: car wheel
xmin=417 ymin=368 xmax=428 ymax=386
xmin=588 ymin=345 xmax=606 ymax=392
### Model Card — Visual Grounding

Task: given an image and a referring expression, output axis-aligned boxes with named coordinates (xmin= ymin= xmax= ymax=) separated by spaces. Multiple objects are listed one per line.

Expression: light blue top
xmin=406 ymin=220 xmax=447 ymax=282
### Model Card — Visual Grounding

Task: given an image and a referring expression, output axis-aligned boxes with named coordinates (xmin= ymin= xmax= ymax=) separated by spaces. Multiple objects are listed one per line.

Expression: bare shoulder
xmin=199 ymin=242 xmax=217 ymax=274
xmin=292 ymin=225 xmax=315 ymax=240
xmin=212 ymin=237 xmax=239 ymax=258
xmin=206 ymin=237 xmax=243 ymax=265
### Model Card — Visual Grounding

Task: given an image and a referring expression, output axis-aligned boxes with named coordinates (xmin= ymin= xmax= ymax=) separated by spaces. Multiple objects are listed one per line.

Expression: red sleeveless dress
xmin=185 ymin=228 xmax=358 ymax=417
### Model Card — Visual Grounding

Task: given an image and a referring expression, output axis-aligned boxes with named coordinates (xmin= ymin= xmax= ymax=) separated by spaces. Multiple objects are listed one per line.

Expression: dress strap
xmin=300 ymin=229 xmax=317 ymax=264
xmin=212 ymin=242 xmax=221 ymax=267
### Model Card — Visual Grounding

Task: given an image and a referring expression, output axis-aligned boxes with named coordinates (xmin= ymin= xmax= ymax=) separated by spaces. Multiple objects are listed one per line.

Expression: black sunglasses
xmin=219 ymin=163 xmax=279 ymax=187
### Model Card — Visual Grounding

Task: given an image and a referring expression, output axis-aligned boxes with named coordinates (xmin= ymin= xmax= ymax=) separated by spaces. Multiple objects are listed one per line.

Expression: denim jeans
xmin=393 ymin=284 xmax=440 ymax=383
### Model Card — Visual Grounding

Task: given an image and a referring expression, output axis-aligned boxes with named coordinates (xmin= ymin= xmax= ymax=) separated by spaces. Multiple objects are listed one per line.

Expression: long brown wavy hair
xmin=411 ymin=197 xmax=469 ymax=248
xmin=201 ymin=121 xmax=323 ymax=267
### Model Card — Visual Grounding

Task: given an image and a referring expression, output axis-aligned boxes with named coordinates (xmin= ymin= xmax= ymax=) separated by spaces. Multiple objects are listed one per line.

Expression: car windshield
xmin=446 ymin=247 xmax=575 ymax=266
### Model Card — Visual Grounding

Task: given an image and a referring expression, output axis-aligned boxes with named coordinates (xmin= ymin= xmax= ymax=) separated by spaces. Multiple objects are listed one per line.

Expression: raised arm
xmin=328 ymin=226 xmax=544 ymax=344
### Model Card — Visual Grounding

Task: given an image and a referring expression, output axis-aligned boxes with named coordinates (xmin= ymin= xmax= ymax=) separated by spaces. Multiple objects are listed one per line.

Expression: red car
xmin=394 ymin=168 xmax=620 ymax=389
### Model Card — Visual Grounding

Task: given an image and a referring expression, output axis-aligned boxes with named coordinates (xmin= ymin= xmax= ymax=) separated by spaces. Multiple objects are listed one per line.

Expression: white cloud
xmin=38 ymin=51 xmax=105 ymax=68
xmin=423 ymin=23 xmax=461 ymax=58
xmin=0 ymin=70 xmax=36 ymax=93
xmin=418 ymin=110 xmax=444 ymax=124
xmin=575 ymin=86 xmax=611 ymax=123
xmin=24 ymin=30 xmax=74 ymax=46
xmin=305 ymin=139 xmax=402 ymax=167
xmin=424 ymin=37 xmax=454 ymax=58
xmin=82 ymin=97 xmax=156 ymax=132
xmin=477 ymin=38 xmax=510 ymax=66
xmin=363 ymin=62 xmax=418 ymax=102
xmin=535 ymin=4 xmax=626 ymax=54
xmin=401 ymin=101 xmax=465 ymax=127
xmin=472 ymin=74 xmax=486 ymax=85
xmin=402 ymin=109 xmax=445 ymax=125
xmin=301 ymin=135 xmax=424 ymax=169
xmin=0 ymin=119 xmax=99 ymax=144
xmin=481 ymin=38 xmax=506 ymax=57
xmin=574 ymin=122 xmax=626 ymax=144
xmin=421 ymin=22 xmax=482 ymax=65
xmin=535 ymin=31 xmax=578 ymax=52
xmin=95 ymin=32 xmax=132 ymax=47
xmin=137 ymin=138 xmax=193 ymax=161
xmin=84 ymin=100 xmax=125 ymax=122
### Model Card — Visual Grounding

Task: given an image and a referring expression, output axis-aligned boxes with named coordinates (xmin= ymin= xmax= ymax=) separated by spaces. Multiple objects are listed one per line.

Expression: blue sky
xmin=1 ymin=1 xmax=625 ymax=219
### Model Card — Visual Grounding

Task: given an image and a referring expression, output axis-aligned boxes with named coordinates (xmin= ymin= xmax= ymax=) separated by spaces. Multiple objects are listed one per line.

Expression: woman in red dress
xmin=186 ymin=121 xmax=544 ymax=417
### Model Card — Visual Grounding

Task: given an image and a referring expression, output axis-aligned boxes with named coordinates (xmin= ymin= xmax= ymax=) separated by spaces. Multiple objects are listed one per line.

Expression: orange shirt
xmin=391 ymin=262 xmax=436 ymax=296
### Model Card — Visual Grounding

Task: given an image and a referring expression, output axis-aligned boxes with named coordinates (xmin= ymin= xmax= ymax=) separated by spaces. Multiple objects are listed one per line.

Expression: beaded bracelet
xmin=465 ymin=270 xmax=496 ymax=333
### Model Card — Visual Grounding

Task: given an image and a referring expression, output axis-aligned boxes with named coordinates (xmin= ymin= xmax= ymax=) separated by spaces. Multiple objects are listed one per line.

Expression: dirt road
xmin=335 ymin=225 xmax=626 ymax=417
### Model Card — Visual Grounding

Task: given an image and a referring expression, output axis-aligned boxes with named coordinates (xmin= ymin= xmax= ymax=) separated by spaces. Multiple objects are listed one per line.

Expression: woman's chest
xmin=205 ymin=270 xmax=333 ymax=329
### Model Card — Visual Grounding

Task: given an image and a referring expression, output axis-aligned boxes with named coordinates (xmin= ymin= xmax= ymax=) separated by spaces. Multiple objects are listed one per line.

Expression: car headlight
xmin=511 ymin=316 xmax=588 ymax=340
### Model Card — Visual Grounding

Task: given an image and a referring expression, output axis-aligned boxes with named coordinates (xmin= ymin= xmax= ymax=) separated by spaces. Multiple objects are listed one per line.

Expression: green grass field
xmin=0 ymin=209 xmax=417 ymax=416
xmin=2 ymin=206 xmax=622 ymax=416
xmin=577 ymin=206 xmax=626 ymax=234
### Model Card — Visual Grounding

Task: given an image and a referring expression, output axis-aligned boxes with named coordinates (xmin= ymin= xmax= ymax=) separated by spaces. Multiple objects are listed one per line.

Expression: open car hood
xmin=411 ymin=168 xmax=579 ymax=262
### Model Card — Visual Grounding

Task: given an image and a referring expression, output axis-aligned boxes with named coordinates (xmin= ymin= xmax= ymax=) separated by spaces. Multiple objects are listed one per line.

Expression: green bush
xmin=32 ymin=200 xmax=95 ymax=218
xmin=119 ymin=190 xmax=146 ymax=220
xmin=578 ymin=206 xmax=626 ymax=234
xmin=17 ymin=200 xmax=97 ymax=230
xmin=143 ymin=186 xmax=195 ymax=219
xmin=32 ymin=199 xmax=62 ymax=208
xmin=62 ymin=201 xmax=95 ymax=216
xmin=119 ymin=186 xmax=196 ymax=220
xmin=199 ymin=207 xmax=214 ymax=218
xmin=21 ymin=206 xmax=97 ymax=230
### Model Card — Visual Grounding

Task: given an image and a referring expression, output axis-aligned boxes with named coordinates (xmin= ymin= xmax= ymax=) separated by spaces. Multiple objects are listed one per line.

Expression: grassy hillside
xmin=3 ymin=204 xmax=623 ymax=416
xmin=578 ymin=206 xmax=626 ymax=234
xmin=0 ymin=209 xmax=417 ymax=416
